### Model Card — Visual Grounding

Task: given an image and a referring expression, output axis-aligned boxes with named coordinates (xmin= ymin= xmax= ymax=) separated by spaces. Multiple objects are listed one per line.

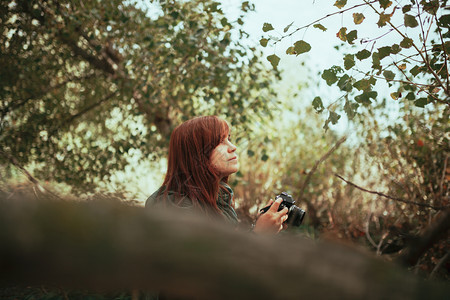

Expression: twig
xmin=334 ymin=173 xmax=448 ymax=210
xmin=273 ymin=1 xmax=378 ymax=45
xmin=435 ymin=13 xmax=450 ymax=101
xmin=429 ymin=251 xmax=450 ymax=279
xmin=297 ymin=136 xmax=347 ymax=200
xmin=0 ymin=149 xmax=63 ymax=200
xmin=365 ymin=212 xmax=378 ymax=249
xmin=364 ymin=0 xmax=449 ymax=97
xmin=440 ymin=154 xmax=448 ymax=198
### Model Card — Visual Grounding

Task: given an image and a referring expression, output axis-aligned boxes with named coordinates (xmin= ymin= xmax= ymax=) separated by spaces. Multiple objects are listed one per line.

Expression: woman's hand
xmin=253 ymin=198 xmax=288 ymax=235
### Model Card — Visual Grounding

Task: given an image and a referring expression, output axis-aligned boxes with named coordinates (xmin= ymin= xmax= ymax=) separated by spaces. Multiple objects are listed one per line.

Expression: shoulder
xmin=145 ymin=187 xmax=193 ymax=209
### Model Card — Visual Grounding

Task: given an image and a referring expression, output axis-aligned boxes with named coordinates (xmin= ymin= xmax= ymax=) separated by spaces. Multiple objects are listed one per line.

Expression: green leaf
xmin=410 ymin=65 xmax=421 ymax=77
xmin=334 ymin=0 xmax=347 ymax=9
xmin=344 ymin=54 xmax=355 ymax=70
xmin=404 ymin=14 xmax=419 ymax=28
xmin=312 ymin=96 xmax=324 ymax=113
xmin=402 ymin=4 xmax=412 ymax=13
xmin=406 ymin=91 xmax=415 ymax=100
xmin=438 ymin=15 xmax=450 ymax=28
xmin=344 ymin=100 xmax=359 ymax=120
xmin=377 ymin=13 xmax=391 ymax=27
xmin=391 ymin=44 xmax=401 ymax=54
xmin=354 ymin=79 xmax=370 ymax=91
xmin=262 ymin=23 xmax=274 ymax=32
xmin=259 ymin=38 xmax=268 ymax=47
xmin=337 ymin=74 xmax=353 ymax=92
xmin=379 ymin=0 xmax=392 ymax=10
xmin=414 ymin=97 xmax=428 ymax=107
xmin=247 ymin=149 xmax=255 ymax=157
xmin=323 ymin=111 xmax=341 ymax=131
xmin=378 ymin=46 xmax=391 ymax=59
xmin=444 ymin=41 xmax=450 ymax=53
xmin=329 ymin=111 xmax=341 ymax=124
xmin=267 ymin=54 xmax=280 ymax=69
xmin=286 ymin=46 xmax=295 ymax=55
xmin=221 ymin=17 xmax=228 ymax=27
xmin=283 ymin=21 xmax=294 ymax=33
xmin=422 ymin=1 xmax=439 ymax=14
xmin=355 ymin=91 xmax=377 ymax=105
xmin=261 ymin=153 xmax=269 ymax=161
xmin=372 ymin=52 xmax=381 ymax=70
xmin=313 ymin=23 xmax=327 ymax=31
xmin=400 ymin=37 xmax=414 ymax=48
xmin=294 ymin=40 xmax=311 ymax=55
xmin=356 ymin=49 xmax=371 ymax=60
xmin=353 ymin=13 xmax=365 ymax=25
xmin=347 ymin=30 xmax=357 ymax=44
xmin=322 ymin=66 xmax=342 ymax=86
xmin=383 ymin=70 xmax=396 ymax=81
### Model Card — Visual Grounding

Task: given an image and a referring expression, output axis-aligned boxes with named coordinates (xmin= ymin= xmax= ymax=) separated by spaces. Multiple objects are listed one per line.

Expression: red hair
xmin=161 ymin=116 xmax=230 ymax=213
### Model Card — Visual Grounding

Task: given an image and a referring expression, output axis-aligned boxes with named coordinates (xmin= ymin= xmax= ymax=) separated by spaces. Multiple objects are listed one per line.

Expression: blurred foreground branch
xmin=0 ymin=195 xmax=448 ymax=299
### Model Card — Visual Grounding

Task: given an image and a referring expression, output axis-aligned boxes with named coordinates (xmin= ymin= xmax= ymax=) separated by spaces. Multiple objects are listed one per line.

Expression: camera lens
xmin=287 ymin=206 xmax=305 ymax=227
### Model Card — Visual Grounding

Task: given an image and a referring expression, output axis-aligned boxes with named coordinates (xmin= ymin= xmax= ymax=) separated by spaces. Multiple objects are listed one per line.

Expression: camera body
xmin=259 ymin=192 xmax=306 ymax=227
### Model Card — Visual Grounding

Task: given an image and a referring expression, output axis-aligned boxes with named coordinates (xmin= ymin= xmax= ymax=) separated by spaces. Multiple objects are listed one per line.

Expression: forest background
xmin=0 ymin=0 xmax=449 ymax=298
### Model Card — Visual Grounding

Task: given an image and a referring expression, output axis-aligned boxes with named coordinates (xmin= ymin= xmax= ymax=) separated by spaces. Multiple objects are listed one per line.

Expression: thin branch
xmin=365 ymin=212 xmax=378 ymax=249
xmin=440 ymin=154 xmax=448 ymax=198
xmin=398 ymin=208 xmax=450 ymax=267
xmin=434 ymin=13 xmax=450 ymax=92
xmin=0 ymin=74 xmax=96 ymax=119
xmin=429 ymin=251 xmax=450 ymax=279
xmin=0 ymin=149 xmax=62 ymax=200
xmin=334 ymin=173 xmax=448 ymax=211
xmin=416 ymin=2 xmax=429 ymax=70
xmin=273 ymin=1 xmax=378 ymax=45
xmin=47 ymin=90 xmax=118 ymax=139
xmin=63 ymin=91 xmax=118 ymax=126
xmin=297 ymin=136 xmax=347 ymax=200
xmin=364 ymin=0 xmax=449 ymax=96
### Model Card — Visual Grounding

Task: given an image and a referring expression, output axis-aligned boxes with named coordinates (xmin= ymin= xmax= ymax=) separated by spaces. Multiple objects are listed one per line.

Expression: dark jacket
xmin=145 ymin=182 xmax=239 ymax=224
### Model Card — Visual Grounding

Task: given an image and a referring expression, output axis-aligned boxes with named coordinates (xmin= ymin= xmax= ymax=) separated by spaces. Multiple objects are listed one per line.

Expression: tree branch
xmin=334 ymin=174 xmax=448 ymax=211
xmin=0 ymin=74 xmax=96 ymax=120
xmin=297 ymin=136 xmax=347 ymax=201
xmin=47 ymin=90 xmax=118 ymax=139
xmin=364 ymin=0 xmax=449 ymax=97
xmin=0 ymin=150 xmax=62 ymax=200
xmin=398 ymin=208 xmax=450 ymax=267
xmin=273 ymin=1 xmax=378 ymax=45
xmin=1 ymin=198 xmax=448 ymax=299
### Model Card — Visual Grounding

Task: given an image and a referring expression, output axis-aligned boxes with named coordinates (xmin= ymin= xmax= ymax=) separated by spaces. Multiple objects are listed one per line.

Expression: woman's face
xmin=210 ymin=134 xmax=238 ymax=177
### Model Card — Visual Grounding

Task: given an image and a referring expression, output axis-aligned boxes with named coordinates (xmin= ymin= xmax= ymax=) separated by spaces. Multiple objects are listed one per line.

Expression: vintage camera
xmin=259 ymin=192 xmax=306 ymax=227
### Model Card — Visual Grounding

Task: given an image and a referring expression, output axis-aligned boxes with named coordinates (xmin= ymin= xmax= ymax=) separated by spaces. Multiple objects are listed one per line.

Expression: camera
xmin=259 ymin=192 xmax=306 ymax=227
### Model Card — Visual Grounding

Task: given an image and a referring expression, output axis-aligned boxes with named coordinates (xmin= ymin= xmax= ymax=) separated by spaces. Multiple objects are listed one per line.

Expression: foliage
xmin=261 ymin=0 xmax=450 ymax=125
xmin=352 ymin=104 xmax=449 ymax=277
xmin=0 ymin=0 xmax=278 ymax=191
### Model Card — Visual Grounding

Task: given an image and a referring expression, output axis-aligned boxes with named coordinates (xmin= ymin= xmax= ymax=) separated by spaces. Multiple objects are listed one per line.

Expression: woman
xmin=146 ymin=116 xmax=288 ymax=234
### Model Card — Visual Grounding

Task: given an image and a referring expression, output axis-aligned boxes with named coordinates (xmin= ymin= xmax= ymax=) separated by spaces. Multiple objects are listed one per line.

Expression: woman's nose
xmin=228 ymin=142 xmax=237 ymax=152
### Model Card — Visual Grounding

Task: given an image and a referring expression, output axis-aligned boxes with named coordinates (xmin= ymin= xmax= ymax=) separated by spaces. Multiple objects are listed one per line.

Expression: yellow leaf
xmin=398 ymin=64 xmax=406 ymax=70
xmin=390 ymin=92 xmax=399 ymax=100
xmin=336 ymin=27 xmax=347 ymax=42
xmin=353 ymin=13 xmax=365 ymax=25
